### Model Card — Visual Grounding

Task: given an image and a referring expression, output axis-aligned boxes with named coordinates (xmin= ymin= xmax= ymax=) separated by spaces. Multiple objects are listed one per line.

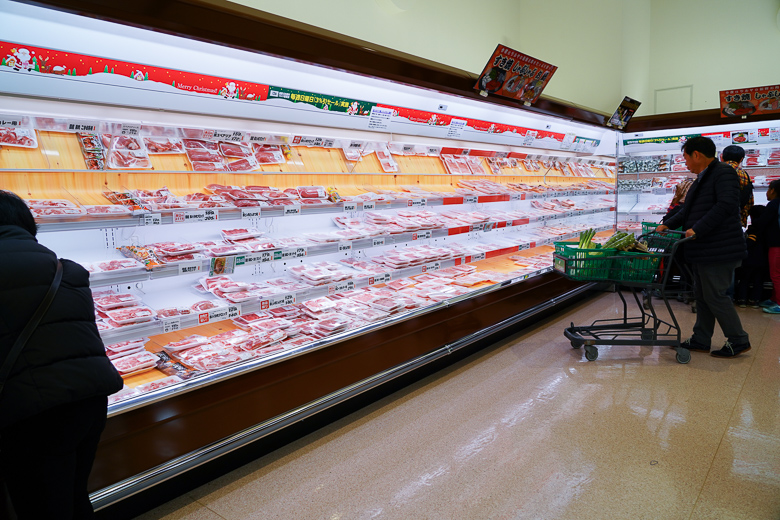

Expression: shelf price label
xmin=518 ymin=243 xmax=530 ymax=251
xmin=362 ymin=202 xmax=376 ymax=211
xmin=328 ymin=280 xmax=355 ymax=295
xmin=407 ymin=198 xmax=427 ymax=207
xmin=162 ymin=317 xmax=181 ymax=333
xmin=470 ymin=223 xmax=485 ymax=232
xmin=348 ymin=140 xmax=364 ymax=149
xmin=469 ymin=253 xmax=486 ymax=262
xmin=120 ymin=124 xmax=141 ymax=136
xmin=283 ymin=205 xmax=302 ymax=216
xmin=505 ymin=220 xmax=513 ymax=228
xmin=412 ymin=230 xmax=432 ymax=240
xmin=204 ymin=209 xmax=218 ymax=222
xmin=421 ymin=262 xmax=441 ymax=273
xmin=172 ymin=210 xmax=218 ymax=223
xmin=343 ymin=202 xmax=357 ymax=212
xmin=207 ymin=304 xmax=241 ymax=322
xmin=261 ymin=293 xmax=296 ymax=310
xmin=213 ymin=130 xmax=246 ymax=142
xmin=65 ymin=119 xmax=98 ymax=133
xmin=277 ymin=248 xmax=307 ymax=260
xmin=368 ymin=273 xmax=392 ymax=285
xmin=464 ymin=196 xmax=478 ymax=204
xmin=143 ymin=213 xmax=162 ymax=226
xmin=235 ymin=251 xmax=273 ymax=266
xmin=372 ymin=237 xmax=386 ymax=247
xmin=178 ymin=260 xmax=202 ymax=275
xmin=338 ymin=241 xmax=352 ymax=252
xmin=427 ymin=146 xmax=441 ymax=156
xmin=241 ymin=208 xmax=262 ymax=219
xmin=510 ymin=193 xmax=523 ymax=201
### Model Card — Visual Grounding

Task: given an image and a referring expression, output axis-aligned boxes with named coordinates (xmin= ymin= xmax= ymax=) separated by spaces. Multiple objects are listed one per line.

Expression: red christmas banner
xmin=0 ymin=41 xmax=269 ymax=102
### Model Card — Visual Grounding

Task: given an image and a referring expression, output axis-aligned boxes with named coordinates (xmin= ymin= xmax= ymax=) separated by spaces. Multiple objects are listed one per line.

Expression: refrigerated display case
xmin=617 ymin=121 xmax=780 ymax=231
xmin=0 ymin=0 xmax=620 ymax=512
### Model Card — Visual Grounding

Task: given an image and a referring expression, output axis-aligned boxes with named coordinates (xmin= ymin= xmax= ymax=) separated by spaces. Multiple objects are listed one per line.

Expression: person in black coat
xmin=734 ymin=205 xmax=767 ymax=307
xmin=657 ymin=136 xmax=750 ymax=358
xmin=0 ymin=190 xmax=124 ymax=519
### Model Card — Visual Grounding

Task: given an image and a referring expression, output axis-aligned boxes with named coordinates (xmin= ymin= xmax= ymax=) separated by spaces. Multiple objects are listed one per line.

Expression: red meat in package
xmin=192 ymin=161 xmax=229 ymax=172
xmin=104 ymin=305 xmax=155 ymax=324
xmin=228 ymin=157 xmax=259 ymax=172
xmin=110 ymin=136 xmax=143 ymax=150
xmin=219 ymin=142 xmax=252 ymax=158
xmin=0 ymin=127 xmax=36 ymax=148
xmin=144 ymin=137 xmax=184 ymax=154
xmin=186 ymin=150 xmax=223 ymax=162
xmin=108 ymin=150 xmax=152 ymax=169
xmin=94 ymin=293 xmax=142 ymax=310
xmin=111 ymin=351 xmax=158 ymax=375
xmin=164 ymin=334 xmax=209 ymax=351
xmin=183 ymin=139 xmax=219 ymax=151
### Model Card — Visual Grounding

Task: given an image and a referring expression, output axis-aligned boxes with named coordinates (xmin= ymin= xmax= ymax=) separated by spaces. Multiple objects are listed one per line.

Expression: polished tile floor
xmin=134 ymin=291 xmax=780 ymax=520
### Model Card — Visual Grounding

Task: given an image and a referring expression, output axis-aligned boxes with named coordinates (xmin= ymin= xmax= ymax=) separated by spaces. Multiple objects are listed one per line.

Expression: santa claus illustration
xmin=220 ymin=81 xmax=238 ymax=99
xmin=4 ymin=48 xmax=34 ymax=71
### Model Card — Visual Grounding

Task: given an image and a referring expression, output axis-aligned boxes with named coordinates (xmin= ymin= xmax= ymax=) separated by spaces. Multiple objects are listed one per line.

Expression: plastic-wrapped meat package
xmin=302 ymin=297 xmax=337 ymax=313
xmin=237 ymin=238 xmax=277 ymax=251
xmin=205 ymin=244 xmax=248 ymax=257
xmin=156 ymin=307 xmax=191 ymax=318
xmin=144 ymin=137 xmax=184 ymax=154
xmin=315 ymin=314 xmax=351 ymax=332
xmin=155 ymin=243 xmax=204 ymax=256
xmin=111 ymin=351 xmax=158 ymax=375
xmin=232 ymin=312 xmax=271 ymax=328
xmin=211 ymin=280 xmax=252 ymax=293
xmin=30 ymin=206 xmax=86 ymax=219
xmin=110 ymin=136 xmax=143 ymax=151
xmin=219 ymin=142 xmax=252 ymax=157
xmin=164 ymin=335 xmax=209 ymax=351
xmin=93 ymin=259 xmax=143 ymax=273
xmin=83 ymin=205 xmax=132 ymax=216
xmin=190 ymin=300 xmax=222 ymax=312
xmin=135 ymin=376 xmax=184 ymax=393
xmin=221 ymin=290 xmax=258 ymax=304
xmin=192 ymin=160 xmax=229 ymax=172
xmin=186 ymin=149 xmax=223 ymax=162
xmin=189 ymin=350 xmax=251 ymax=372
xmin=297 ymin=186 xmax=327 ymax=199
xmin=274 ymin=236 xmax=313 ymax=248
xmin=26 ymin=198 xmax=78 ymax=209
xmin=105 ymin=338 xmax=149 ymax=353
xmin=254 ymin=150 xmax=285 ymax=164
xmin=221 ymin=227 xmax=264 ymax=242
xmin=104 ymin=306 xmax=155 ymax=324
xmin=249 ymin=318 xmax=294 ymax=332
xmin=386 ymin=279 xmax=414 ymax=291
xmin=200 ymin=275 xmax=234 ymax=292
xmin=108 ymin=150 xmax=152 ymax=169
xmin=183 ymin=139 xmax=219 ymax=151
xmin=268 ymin=306 xmax=300 ymax=319
xmin=94 ymin=293 xmax=142 ymax=310
xmin=228 ymin=157 xmax=259 ymax=172
xmin=367 ymin=297 xmax=403 ymax=313
xmin=0 ymin=127 xmax=37 ymax=148
xmin=209 ymin=329 xmax=249 ymax=347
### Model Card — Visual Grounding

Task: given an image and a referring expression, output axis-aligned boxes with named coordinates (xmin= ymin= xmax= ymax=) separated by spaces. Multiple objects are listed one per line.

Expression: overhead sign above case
xmin=720 ymin=84 xmax=780 ymax=118
xmin=474 ymin=44 xmax=557 ymax=106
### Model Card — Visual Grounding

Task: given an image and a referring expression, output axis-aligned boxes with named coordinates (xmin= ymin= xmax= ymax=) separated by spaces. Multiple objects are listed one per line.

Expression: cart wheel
xmin=676 ymin=349 xmax=691 ymax=364
xmin=584 ymin=346 xmax=598 ymax=361
xmin=571 ymin=340 xmax=583 ymax=349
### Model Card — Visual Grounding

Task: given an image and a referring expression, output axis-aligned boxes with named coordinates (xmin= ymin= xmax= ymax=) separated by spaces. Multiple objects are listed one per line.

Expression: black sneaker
xmin=680 ymin=337 xmax=710 ymax=352
xmin=710 ymin=341 xmax=752 ymax=358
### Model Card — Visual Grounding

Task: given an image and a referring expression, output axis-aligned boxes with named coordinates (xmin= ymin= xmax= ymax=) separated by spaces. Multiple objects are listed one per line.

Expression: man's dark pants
xmin=692 ymin=261 xmax=750 ymax=346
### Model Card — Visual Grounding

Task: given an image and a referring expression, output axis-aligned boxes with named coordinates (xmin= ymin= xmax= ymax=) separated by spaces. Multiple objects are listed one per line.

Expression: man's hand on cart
xmin=655 ymin=224 xmax=695 ymax=238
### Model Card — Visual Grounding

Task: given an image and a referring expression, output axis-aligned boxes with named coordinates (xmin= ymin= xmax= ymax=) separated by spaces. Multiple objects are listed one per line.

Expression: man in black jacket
xmin=0 ymin=190 xmax=124 ymax=519
xmin=657 ymin=137 xmax=750 ymax=357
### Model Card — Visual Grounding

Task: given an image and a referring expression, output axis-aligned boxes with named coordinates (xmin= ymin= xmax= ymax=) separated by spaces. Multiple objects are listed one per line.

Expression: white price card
xmin=367 ymin=272 xmax=392 ymax=285
xmin=283 ymin=205 xmax=301 ymax=216
xmin=470 ymin=223 xmax=485 ymax=232
xmin=422 ymin=262 xmax=441 ymax=273
xmin=235 ymin=251 xmax=272 ymax=266
xmin=203 ymin=209 xmax=218 ymax=222
xmin=362 ymin=202 xmax=376 ymax=211
xmin=505 ymin=220 xmax=513 ymax=227
xmin=65 ymin=119 xmax=98 ymax=133
xmin=278 ymin=248 xmax=307 ymax=260
xmin=120 ymin=124 xmax=141 ymax=136
xmin=178 ymin=260 xmax=202 ymax=275
xmin=338 ymin=241 xmax=352 ymax=252
xmin=162 ymin=317 xmax=181 ymax=333
xmin=348 ymin=140 xmax=364 ymax=149
xmin=469 ymin=253 xmax=486 ymax=262
xmin=426 ymin=146 xmax=441 ymax=156
xmin=407 ymin=198 xmax=427 ymax=207
xmin=328 ymin=280 xmax=355 ymax=295
xmin=261 ymin=293 xmax=296 ymax=310
xmin=241 ymin=208 xmax=262 ymax=219
xmin=413 ymin=230 xmax=432 ymax=240
xmin=368 ymin=106 xmax=393 ymax=130
xmin=173 ymin=210 xmax=208 ymax=224
xmin=464 ymin=196 xmax=478 ymax=204
xmin=143 ymin=213 xmax=162 ymax=226
xmin=372 ymin=237 xmax=386 ymax=247
xmin=207 ymin=304 xmax=241 ymax=322
xmin=213 ymin=130 xmax=246 ymax=142
xmin=343 ymin=202 xmax=357 ymax=212
xmin=510 ymin=193 xmax=523 ymax=201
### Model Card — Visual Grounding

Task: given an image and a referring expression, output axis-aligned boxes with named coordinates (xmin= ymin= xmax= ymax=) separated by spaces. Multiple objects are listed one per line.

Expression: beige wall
xmin=228 ymin=0 xmax=780 ymax=116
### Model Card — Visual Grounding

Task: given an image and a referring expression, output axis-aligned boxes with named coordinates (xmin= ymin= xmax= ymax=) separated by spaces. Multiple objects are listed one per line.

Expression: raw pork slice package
xmin=219 ymin=142 xmax=252 ymax=158
xmin=111 ymin=351 xmax=158 ymax=375
xmin=144 ymin=137 xmax=184 ymax=154
xmin=104 ymin=305 xmax=156 ymax=324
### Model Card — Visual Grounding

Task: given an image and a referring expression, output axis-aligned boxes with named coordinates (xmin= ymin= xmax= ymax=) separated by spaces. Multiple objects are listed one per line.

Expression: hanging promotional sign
xmin=720 ymin=84 xmax=780 ymax=118
xmin=474 ymin=44 xmax=557 ymax=105
xmin=606 ymin=96 xmax=641 ymax=129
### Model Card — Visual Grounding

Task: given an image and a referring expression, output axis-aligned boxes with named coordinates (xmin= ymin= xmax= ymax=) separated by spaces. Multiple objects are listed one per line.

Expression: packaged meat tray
xmin=205 ymin=244 xmax=249 ymax=257
xmin=248 ymin=318 xmax=293 ymax=332
xmin=221 ymin=228 xmax=264 ymax=242
xmin=109 ymin=135 xmax=144 ymax=151
xmin=227 ymin=157 xmax=260 ymax=172
xmin=189 ymin=350 xmax=251 ymax=372
xmin=219 ymin=142 xmax=252 ymax=157
xmin=104 ymin=305 xmax=156 ymax=324
xmin=0 ymin=126 xmax=37 ymax=148
xmin=254 ymin=150 xmax=285 ymax=164
xmin=155 ymin=243 xmax=205 ymax=256
xmin=164 ymin=335 xmax=209 ymax=352
xmin=105 ymin=338 xmax=149 ymax=353
xmin=105 ymin=344 xmax=146 ymax=360
xmin=83 ymin=205 xmax=132 ymax=216
xmin=144 ymin=137 xmax=184 ymax=154
xmin=302 ymin=297 xmax=337 ymax=313
xmin=186 ymin=149 xmax=224 ymax=162
xmin=191 ymin=161 xmax=230 ymax=172
xmin=182 ymin=139 xmax=219 ymax=151
xmin=30 ymin=207 xmax=87 ymax=219
xmin=94 ymin=293 xmax=142 ymax=310
xmin=108 ymin=386 xmax=139 ymax=404
xmin=191 ymin=300 xmax=222 ymax=312
xmin=135 ymin=376 xmax=184 ymax=394
xmin=111 ymin=351 xmax=158 ymax=375
xmin=26 ymin=198 xmax=79 ymax=209
xmin=296 ymin=186 xmax=327 ymax=199
xmin=107 ymin=150 xmax=152 ymax=169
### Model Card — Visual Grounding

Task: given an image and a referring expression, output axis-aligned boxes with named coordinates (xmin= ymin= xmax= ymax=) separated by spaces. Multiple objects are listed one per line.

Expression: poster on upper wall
xmin=607 ymin=97 xmax=641 ymax=129
xmin=720 ymin=84 xmax=780 ymax=118
xmin=474 ymin=45 xmax=557 ymax=105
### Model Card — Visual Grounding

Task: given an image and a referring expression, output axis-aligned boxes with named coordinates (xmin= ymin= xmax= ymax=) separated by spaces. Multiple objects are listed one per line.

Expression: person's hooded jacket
xmin=0 ymin=225 xmax=123 ymax=430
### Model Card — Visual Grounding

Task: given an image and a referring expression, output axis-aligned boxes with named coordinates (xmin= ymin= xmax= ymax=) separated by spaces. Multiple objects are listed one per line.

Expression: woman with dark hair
xmin=0 ymin=190 xmax=123 ymax=519
xmin=754 ymin=179 xmax=780 ymax=313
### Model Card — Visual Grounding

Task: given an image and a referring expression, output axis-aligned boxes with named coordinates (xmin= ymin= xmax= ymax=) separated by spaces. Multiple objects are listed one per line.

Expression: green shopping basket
xmin=553 ymin=241 xmax=617 ymax=281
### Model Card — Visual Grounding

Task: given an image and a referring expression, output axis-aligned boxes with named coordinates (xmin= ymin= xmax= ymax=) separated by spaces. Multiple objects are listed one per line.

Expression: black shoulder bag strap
xmin=0 ymin=260 xmax=63 ymax=397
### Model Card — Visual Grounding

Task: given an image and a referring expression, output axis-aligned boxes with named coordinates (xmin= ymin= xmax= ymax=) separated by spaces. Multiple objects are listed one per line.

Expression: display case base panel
xmin=89 ymin=273 xmax=589 ymax=509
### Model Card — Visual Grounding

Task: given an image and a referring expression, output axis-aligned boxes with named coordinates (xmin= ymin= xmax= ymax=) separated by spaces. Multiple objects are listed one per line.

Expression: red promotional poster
xmin=0 ymin=41 xmax=270 ymax=102
xmin=474 ymin=44 xmax=557 ymax=105
xmin=720 ymin=84 xmax=780 ymax=118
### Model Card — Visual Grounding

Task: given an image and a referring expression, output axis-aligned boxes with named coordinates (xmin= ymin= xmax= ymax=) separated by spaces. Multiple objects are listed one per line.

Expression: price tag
xmin=178 ymin=260 xmax=202 ymax=275
xmin=235 ymin=251 xmax=272 ymax=266
xmin=279 ymin=247 xmax=307 ymax=260
xmin=518 ymin=243 xmax=530 ymax=251
xmin=343 ymin=202 xmax=357 ymax=212
xmin=413 ymin=230 xmax=433 ymax=240
xmin=348 ymin=140 xmax=364 ymax=149
xmin=422 ymin=262 xmax=441 ymax=273
xmin=470 ymin=223 xmax=485 ymax=232
xmin=427 ymin=146 xmax=441 ymax=156
xmin=0 ymin=115 xmax=25 ymax=127
xmin=368 ymin=272 xmax=392 ymax=285
xmin=213 ymin=130 xmax=246 ymax=142
xmin=65 ymin=119 xmax=98 ymax=133
xmin=173 ymin=210 xmax=206 ymax=223
xmin=338 ymin=241 xmax=352 ymax=252
xmin=483 ymin=222 xmax=495 ymax=232
xmin=505 ymin=220 xmax=513 ymax=227
xmin=464 ymin=196 xmax=478 ymax=204
xmin=120 ymin=124 xmax=141 ymax=136
xmin=203 ymin=209 xmax=218 ymax=222
xmin=510 ymin=193 xmax=523 ymax=201
xmin=260 ymin=293 xmax=296 ymax=310
xmin=322 ymin=138 xmax=336 ymax=148
xmin=201 ymin=130 xmax=215 ymax=140
xmin=470 ymin=253 xmax=486 ymax=262
xmin=143 ymin=213 xmax=162 ymax=226
xmin=407 ymin=199 xmax=427 ymax=207
xmin=162 ymin=317 xmax=181 ymax=333
xmin=207 ymin=304 xmax=241 ymax=322
xmin=372 ymin=237 xmax=386 ymax=247
xmin=363 ymin=202 xmax=376 ymax=211
xmin=328 ymin=280 xmax=355 ymax=295
xmin=402 ymin=145 xmax=415 ymax=154
xmin=284 ymin=205 xmax=302 ymax=216
xmin=241 ymin=208 xmax=262 ymax=219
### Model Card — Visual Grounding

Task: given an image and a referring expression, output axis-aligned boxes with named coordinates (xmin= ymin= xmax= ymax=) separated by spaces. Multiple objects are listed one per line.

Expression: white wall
xmin=229 ymin=0 xmax=780 ymax=116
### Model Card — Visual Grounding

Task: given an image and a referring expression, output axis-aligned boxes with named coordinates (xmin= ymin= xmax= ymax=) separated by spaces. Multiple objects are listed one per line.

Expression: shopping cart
xmin=553 ymin=230 xmax=694 ymax=364
xmin=639 ymin=222 xmax=695 ymax=313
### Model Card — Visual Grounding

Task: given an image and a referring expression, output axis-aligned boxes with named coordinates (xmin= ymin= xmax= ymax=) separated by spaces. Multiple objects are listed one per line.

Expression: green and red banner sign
xmin=474 ymin=44 xmax=557 ymax=105
xmin=720 ymin=84 xmax=780 ymax=118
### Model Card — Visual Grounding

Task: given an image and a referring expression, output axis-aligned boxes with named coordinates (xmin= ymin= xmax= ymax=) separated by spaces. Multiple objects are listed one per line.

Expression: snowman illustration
xmin=4 ymin=48 xmax=34 ymax=71
xmin=220 ymin=81 xmax=238 ymax=99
